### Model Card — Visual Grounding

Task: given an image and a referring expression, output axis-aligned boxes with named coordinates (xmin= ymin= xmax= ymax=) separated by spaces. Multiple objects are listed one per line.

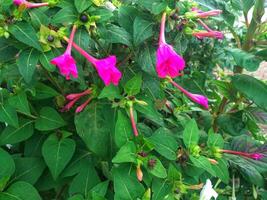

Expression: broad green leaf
xmin=189 ymin=156 xmax=216 ymax=176
xmin=0 ymin=104 xmax=19 ymax=128
xmin=137 ymin=44 xmax=156 ymax=76
xmin=152 ymin=179 xmax=172 ymax=200
xmin=42 ymin=134 xmax=76 ymax=180
xmin=145 ymin=156 xmax=167 ymax=179
xmin=12 ymin=157 xmax=46 ymax=184
xmin=33 ymin=83 xmax=59 ymax=100
xmin=0 ymin=148 xmax=15 ymax=181
xmin=114 ymin=110 xmax=132 ymax=147
xmin=118 ymin=6 xmax=139 ymax=33
xmin=39 ymin=51 xmax=56 ymax=72
xmin=89 ymin=181 xmax=109 ymax=198
xmin=98 ymin=85 xmax=121 ymax=100
xmin=69 ymin=164 xmax=100 ymax=197
xmin=68 ymin=194 xmax=84 ymax=200
xmin=124 ymin=74 xmax=142 ymax=96
xmin=133 ymin=17 xmax=153 ymax=46
xmin=207 ymin=133 xmax=224 ymax=148
xmin=17 ymin=48 xmax=39 ymax=83
xmin=75 ymin=0 xmax=92 ymax=13
xmin=0 ymin=38 xmax=18 ymax=62
xmin=52 ymin=7 xmax=77 ymax=24
xmin=75 ymin=103 xmax=110 ymax=156
xmin=0 ymin=120 xmax=34 ymax=145
xmin=9 ymin=22 xmax=42 ymax=51
xmin=183 ymin=119 xmax=199 ymax=148
xmin=211 ymin=159 xmax=229 ymax=184
xmin=35 ymin=107 xmax=66 ymax=131
xmin=112 ymin=141 xmax=137 ymax=163
xmin=113 ymin=165 xmax=145 ymax=200
xmin=29 ymin=8 xmax=50 ymax=29
xmin=0 ymin=181 xmax=41 ymax=200
xmin=232 ymin=75 xmax=267 ymax=111
xmin=227 ymin=48 xmax=261 ymax=72
xmin=8 ymin=92 xmax=30 ymax=115
xmin=102 ymin=25 xmax=132 ymax=47
xmin=148 ymin=128 xmax=179 ymax=160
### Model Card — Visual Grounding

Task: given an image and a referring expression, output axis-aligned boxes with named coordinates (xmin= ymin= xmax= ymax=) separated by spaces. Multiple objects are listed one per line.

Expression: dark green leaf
xmin=74 ymin=0 xmax=92 ymax=13
xmin=0 ymin=104 xmax=19 ymax=128
xmin=112 ymin=141 xmax=137 ymax=163
xmin=133 ymin=17 xmax=153 ymax=46
xmin=183 ymin=119 xmax=199 ymax=148
xmin=124 ymin=74 xmax=142 ymax=96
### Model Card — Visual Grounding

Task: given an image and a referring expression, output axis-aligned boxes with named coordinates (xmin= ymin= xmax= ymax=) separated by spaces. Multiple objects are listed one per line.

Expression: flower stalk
xmin=220 ymin=149 xmax=264 ymax=160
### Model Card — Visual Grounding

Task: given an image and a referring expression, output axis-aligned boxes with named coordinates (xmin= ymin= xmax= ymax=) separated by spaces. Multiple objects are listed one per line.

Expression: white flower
xmin=200 ymin=179 xmax=218 ymax=200
xmin=104 ymin=1 xmax=116 ymax=12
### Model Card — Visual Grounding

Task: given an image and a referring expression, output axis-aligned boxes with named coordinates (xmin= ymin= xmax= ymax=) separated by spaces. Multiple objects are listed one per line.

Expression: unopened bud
xmin=136 ymin=165 xmax=143 ymax=182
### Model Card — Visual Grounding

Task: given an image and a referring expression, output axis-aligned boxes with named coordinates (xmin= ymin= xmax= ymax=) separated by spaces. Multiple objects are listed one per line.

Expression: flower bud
xmin=136 ymin=165 xmax=143 ymax=182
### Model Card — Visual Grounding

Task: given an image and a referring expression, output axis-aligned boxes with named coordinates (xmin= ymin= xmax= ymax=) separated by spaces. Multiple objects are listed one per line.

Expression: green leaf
xmin=52 ymin=7 xmax=77 ymax=24
xmin=29 ymin=8 xmax=50 ymax=29
xmin=33 ymin=83 xmax=59 ymax=100
xmin=232 ymin=74 xmax=267 ymax=111
xmin=69 ymin=164 xmax=100 ymax=197
xmin=152 ymin=179 xmax=172 ymax=200
xmin=98 ymin=85 xmax=121 ymax=100
xmin=124 ymin=74 xmax=142 ymax=96
xmin=183 ymin=119 xmax=199 ymax=148
xmin=0 ymin=148 xmax=15 ymax=181
xmin=35 ymin=107 xmax=66 ymax=131
xmin=8 ymin=92 xmax=30 ymax=115
xmin=148 ymin=128 xmax=179 ymax=160
xmin=0 ymin=120 xmax=34 ymax=145
xmin=133 ymin=17 xmax=153 ymax=46
xmin=17 ymin=48 xmax=39 ymax=83
xmin=102 ymin=25 xmax=132 ymax=47
xmin=0 ymin=181 xmax=41 ymax=200
xmin=118 ymin=6 xmax=139 ymax=33
xmin=227 ymin=48 xmax=261 ymax=72
xmin=89 ymin=181 xmax=109 ymax=198
xmin=0 ymin=38 xmax=18 ymax=62
xmin=39 ymin=51 xmax=56 ymax=72
xmin=9 ymin=22 xmax=42 ymax=51
xmin=189 ymin=156 xmax=216 ymax=176
xmin=112 ymin=141 xmax=137 ymax=163
xmin=42 ymin=134 xmax=76 ymax=180
xmin=114 ymin=110 xmax=132 ymax=147
xmin=211 ymin=159 xmax=229 ymax=184
xmin=145 ymin=156 xmax=167 ymax=179
xmin=75 ymin=103 xmax=110 ymax=157
xmin=207 ymin=133 xmax=224 ymax=148
xmin=113 ymin=165 xmax=145 ymax=200
xmin=75 ymin=0 xmax=92 ymax=13
xmin=68 ymin=194 xmax=84 ymax=200
xmin=137 ymin=44 xmax=156 ymax=76
xmin=12 ymin=157 xmax=46 ymax=185
xmin=0 ymin=104 xmax=19 ymax=128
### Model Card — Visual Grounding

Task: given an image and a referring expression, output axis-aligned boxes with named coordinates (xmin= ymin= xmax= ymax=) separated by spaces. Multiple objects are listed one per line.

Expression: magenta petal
xmin=156 ymin=43 xmax=185 ymax=78
xmin=13 ymin=0 xmax=25 ymax=5
xmin=50 ymin=53 xmax=78 ymax=80
xmin=94 ymin=56 xmax=122 ymax=86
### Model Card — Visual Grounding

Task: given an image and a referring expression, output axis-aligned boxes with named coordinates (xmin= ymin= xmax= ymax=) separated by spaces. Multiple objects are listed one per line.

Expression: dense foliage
xmin=0 ymin=0 xmax=267 ymax=199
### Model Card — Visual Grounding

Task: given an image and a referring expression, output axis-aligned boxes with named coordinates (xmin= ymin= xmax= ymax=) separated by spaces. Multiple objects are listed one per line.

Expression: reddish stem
xmin=66 ymin=25 xmax=77 ymax=54
xmin=221 ymin=149 xmax=251 ymax=158
xmin=129 ymin=106 xmax=138 ymax=137
xmin=197 ymin=19 xmax=213 ymax=32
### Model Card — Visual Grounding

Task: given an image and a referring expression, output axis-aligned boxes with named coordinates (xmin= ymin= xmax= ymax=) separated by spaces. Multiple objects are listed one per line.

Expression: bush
xmin=0 ymin=0 xmax=267 ymax=199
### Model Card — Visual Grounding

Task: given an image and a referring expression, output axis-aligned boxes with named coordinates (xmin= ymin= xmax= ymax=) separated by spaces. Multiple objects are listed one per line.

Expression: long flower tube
xmin=220 ymin=149 xmax=264 ymax=160
xmin=63 ymin=36 xmax=122 ymax=86
xmin=129 ymin=105 xmax=139 ymax=137
xmin=169 ymin=78 xmax=209 ymax=109
xmin=13 ymin=0 xmax=49 ymax=8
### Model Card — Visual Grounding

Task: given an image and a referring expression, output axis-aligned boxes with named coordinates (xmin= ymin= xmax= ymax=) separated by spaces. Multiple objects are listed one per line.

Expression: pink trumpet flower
xmin=51 ymin=25 xmax=78 ymax=80
xmin=193 ymin=30 xmax=224 ymax=40
xmin=13 ymin=0 xmax=49 ymax=8
xmin=194 ymin=9 xmax=222 ymax=18
xmin=64 ymin=37 xmax=122 ymax=86
xmin=170 ymin=79 xmax=209 ymax=109
xmin=156 ymin=12 xmax=185 ymax=78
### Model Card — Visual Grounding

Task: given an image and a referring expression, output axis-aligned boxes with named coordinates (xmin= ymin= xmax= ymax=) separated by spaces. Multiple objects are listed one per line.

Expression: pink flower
xmin=13 ymin=0 xmax=49 ymax=8
xmin=75 ymin=98 xmax=92 ymax=113
xmin=51 ymin=25 xmax=78 ymax=80
xmin=156 ymin=12 xmax=185 ymax=79
xmin=51 ymin=54 xmax=78 ymax=80
xmin=66 ymin=89 xmax=91 ymax=100
xmin=221 ymin=149 xmax=265 ymax=160
xmin=193 ymin=30 xmax=224 ymax=39
xmin=66 ymin=38 xmax=122 ymax=86
xmin=94 ymin=56 xmax=122 ymax=86
xmin=170 ymin=80 xmax=209 ymax=109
